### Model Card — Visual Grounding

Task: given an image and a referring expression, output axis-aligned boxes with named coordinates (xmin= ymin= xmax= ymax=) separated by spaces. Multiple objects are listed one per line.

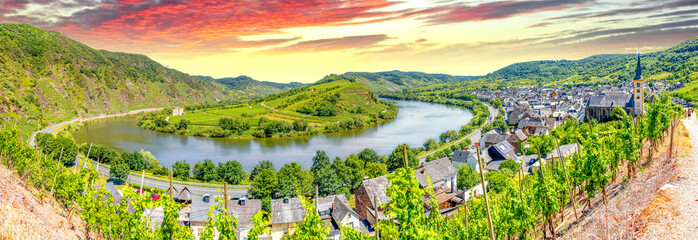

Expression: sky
xmin=1 ymin=0 xmax=697 ymax=83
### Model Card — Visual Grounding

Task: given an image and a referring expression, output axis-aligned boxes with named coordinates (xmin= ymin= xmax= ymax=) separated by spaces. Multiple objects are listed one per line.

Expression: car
xmin=528 ymin=158 xmax=537 ymax=165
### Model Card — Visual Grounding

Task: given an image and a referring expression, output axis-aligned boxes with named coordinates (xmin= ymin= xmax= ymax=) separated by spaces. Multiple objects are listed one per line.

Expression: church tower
xmin=633 ymin=51 xmax=644 ymax=115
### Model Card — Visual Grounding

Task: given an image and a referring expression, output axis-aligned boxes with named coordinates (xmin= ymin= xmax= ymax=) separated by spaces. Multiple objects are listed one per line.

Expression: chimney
xmin=239 ymin=199 xmax=246 ymax=206
xmin=363 ymin=176 xmax=369 ymax=181
xmin=203 ymin=194 xmax=210 ymax=203
xmin=283 ymin=197 xmax=289 ymax=204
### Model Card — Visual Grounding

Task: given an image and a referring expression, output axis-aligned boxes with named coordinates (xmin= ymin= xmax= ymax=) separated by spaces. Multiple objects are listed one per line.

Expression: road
xmin=84 ymin=158 xmax=249 ymax=197
xmin=28 ymin=107 xmax=250 ymax=196
xmin=418 ymin=103 xmax=498 ymax=161
xmin=28 ymin=108 xmax=164 ymax=148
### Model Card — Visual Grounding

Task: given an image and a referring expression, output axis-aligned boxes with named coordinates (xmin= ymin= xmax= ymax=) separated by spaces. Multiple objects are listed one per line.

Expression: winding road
xmin=28 ymin=107 xmax=250 ymax=197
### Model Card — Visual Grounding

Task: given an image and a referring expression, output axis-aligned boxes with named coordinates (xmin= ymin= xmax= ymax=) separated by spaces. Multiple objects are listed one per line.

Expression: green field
xmin=139 ymin=80 xmax=398 ymax=138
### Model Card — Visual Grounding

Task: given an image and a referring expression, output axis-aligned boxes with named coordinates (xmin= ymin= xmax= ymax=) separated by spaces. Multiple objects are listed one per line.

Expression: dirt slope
xmin=0 ymin=165 xmax=85 ymax=240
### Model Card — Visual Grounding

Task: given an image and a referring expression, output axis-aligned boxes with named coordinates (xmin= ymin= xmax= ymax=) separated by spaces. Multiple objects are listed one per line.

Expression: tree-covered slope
xmin=316 ymin=70 xmax=478 ymax=92
xmin=485 ymin=37 xmax=698 ymax=85
xmin=0 ymin=23 xmax=234 ymax=129
xmin=197 ymin=75 xmax=305 ymax=98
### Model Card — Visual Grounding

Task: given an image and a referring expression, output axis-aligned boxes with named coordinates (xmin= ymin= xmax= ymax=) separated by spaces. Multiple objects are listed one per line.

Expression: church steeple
xmin=633 ymin=51 xmax=642 ymax=80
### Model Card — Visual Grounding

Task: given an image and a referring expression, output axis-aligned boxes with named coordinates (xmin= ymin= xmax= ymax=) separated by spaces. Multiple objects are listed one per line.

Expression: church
xmin=585 ymin=53 xmax=646 ymax=122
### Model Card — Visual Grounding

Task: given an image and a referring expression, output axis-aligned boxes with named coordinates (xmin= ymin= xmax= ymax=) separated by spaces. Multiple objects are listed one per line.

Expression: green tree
xmin=251 ymin=169 xmax=277 ymax=200
xmin=218 ymin=160 xmax=245 ymax=185
xmin=423 ymin=138 xmax=439 ymax=151
xmin=365 ymin=162 xmax=387 ymax=178
xmin=193 ymin=159 xmax=219 ymax=182
xmin=293 ymin=119 xmax=309 ymax=131
xmin=311 ymin=150 xmax=331 ymax=173
xmin=139 ymin=149 xmax=160 ymax=171
xmin=386 ymin=144 xmax=418 ymax=172
xmin=276 ymin=163 xmax=314 ymax=198
xmin=358 ymin=148 xmax=381 ymax=163
xmin=499 ymin=159 xmax=520 ymax=173
xmin=110 ymin=162 xmax=130 ymax=183
xmin=457 ymin=163 xmax=481 ymax=189
xmin=611 ymin=106 xmax=627 ymax=120
xmin=313 ymin=165 xmax=341 ymax=196
xmin=172 ymin=160 xmax=190 ymax=181
xmin=177 ymin=119 xmax=189 ymax=130
xmin=250 ymin=160 xmax=274 ymax=181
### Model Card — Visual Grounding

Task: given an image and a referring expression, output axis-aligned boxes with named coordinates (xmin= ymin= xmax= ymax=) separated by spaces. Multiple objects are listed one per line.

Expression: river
xmin=72 ymin=100 xmax=473 ymax=170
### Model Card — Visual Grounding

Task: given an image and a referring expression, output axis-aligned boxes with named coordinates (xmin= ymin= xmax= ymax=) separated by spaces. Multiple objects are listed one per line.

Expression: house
xmin=546 ymin=143 xmax=580 ymax=161
xmin=190 ymin=194 xmax=224 ymax=238
xmin=270 ymin=197 xmax=306 ymax=239
xmin=487 ymin=141 xmax=518 ymax=161
xmin=507 ymin=129 xmax=528 ymax=153
xmin=518 ymin=116 xmax=549 ymax=136
xmin=354 ymin=176 xmax=390 ymax=226
xmin=414 ymin=158 xmax=458 ymax=193
xmin=176 ymin=187 xmax=193 ymax=203
xmin=229 ymin=197 xmax=262 ymax=240
xmin=480 ymin=130 xmax=509 ymax=149
xmin=451 ymin=150 xmax=478 ymax=171
xmin=173 ymin=108 xmax=185 ymax=116
xmin=316 ymin=194 xmax=362 ymax=239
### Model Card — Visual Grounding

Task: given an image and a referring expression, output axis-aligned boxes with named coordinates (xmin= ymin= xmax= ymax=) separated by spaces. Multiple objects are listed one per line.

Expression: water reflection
xmin=72 ymin=100 xmax=473 ymax=170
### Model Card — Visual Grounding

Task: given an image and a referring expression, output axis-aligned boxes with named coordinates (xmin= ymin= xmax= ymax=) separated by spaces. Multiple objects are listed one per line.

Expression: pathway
xmin=639 ymin=114 xmax=698 ymax=239
xmin=260 ymin=101 xmax=278 ymax=112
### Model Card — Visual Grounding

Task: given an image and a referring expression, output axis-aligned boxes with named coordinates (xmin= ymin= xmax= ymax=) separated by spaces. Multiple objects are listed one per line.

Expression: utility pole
xmin=475 ymin=143 xmax=495 ymax=240
xmin=169 ymin=169 xmax=174 ymax=201
xmin=84 ymin=143 xmax=93 ymax=169
xmin=224 ymin=182 xmax=229 ymax=212
xmin=402 ymin=144 xmax=409 ymax=168
xmin=140 ymin=170 xmax=145 ymax=193
xmin=315 ymin=185 xmax=319 ymax=213
xmin=374 ymin=195 xmax=379 ymax=240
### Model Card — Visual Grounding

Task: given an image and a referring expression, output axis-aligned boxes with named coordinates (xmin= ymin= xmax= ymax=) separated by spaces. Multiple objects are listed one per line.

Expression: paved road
xmin=28 ymin=108 xmax=164 ymax=148
xmin=84 ymin=158 xmax=249 ymax=197
xmin=418 ymin=103 xmax=498 ymax=161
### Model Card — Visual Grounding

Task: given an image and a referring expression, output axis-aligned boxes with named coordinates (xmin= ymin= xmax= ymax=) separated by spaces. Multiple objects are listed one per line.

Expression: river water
xmin=72 ymin=100 xmax=473 ymax=170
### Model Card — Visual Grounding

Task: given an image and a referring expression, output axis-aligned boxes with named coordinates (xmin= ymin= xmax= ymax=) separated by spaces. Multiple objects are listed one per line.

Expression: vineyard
xmin=0 ymin=93 xmax=687 ymax=239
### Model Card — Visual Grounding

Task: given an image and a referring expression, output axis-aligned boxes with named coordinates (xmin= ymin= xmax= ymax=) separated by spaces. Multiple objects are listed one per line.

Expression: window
xmin=637 ymin=89 xmax=640 ymax=93
xmin=636 ymin=83 xmax=641 ymax=87
xmin=636 ymin=96 xmax=640 ymax=100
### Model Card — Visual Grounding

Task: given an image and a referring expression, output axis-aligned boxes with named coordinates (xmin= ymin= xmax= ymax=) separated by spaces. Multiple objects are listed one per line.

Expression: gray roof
xmin=229 ymin=198 xmax=262 ymax=225
xmin=514 ymin=129 xmax=528 ymax=141
xmin=271 ymin=198 xmax=306 ymax=225
xmin=586 ymin=94 xmax=633 ymax=108
xmin=359 ymin=176 xmax=391 ymax=206
xmin=451 ymin=150 xmax=475 ymax=163
xmin=414 ymin=158 xmax=457 ymax=188
xmin=145 ymin=207 xmax=165 ymax=230
xmin=316 ymin=194 xmax=359 ymax=226
xmin=176 ymin=187 xmax=193 ymax=202
xmin=491 ymin=141 xmax=518 ymax=161
xmin=483 ymin=132 xmax=509 ymax=144
xmin=94 ymin=182 xmax=123 ymax=205
xmin=485 ymin=160 xmax=505 ymax=171
xmin=190 ymin=195 xmax=223 ymax=223
xmin=547 ymin=143 xmax=580 ymax=160
xmin=518 ymin=117 xmax=548 ymax=128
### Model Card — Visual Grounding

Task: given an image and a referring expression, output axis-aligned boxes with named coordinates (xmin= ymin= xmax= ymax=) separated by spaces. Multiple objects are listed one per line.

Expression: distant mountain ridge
xmin=0 ymin=23 xmax=235 ymax=128
xmin=316 ymin=70 xmax=479 ymax=92
xmin=196 ymin=75 xmax=306 ymax=98
xmin=484 ymin=37 xmax=698 ymax=84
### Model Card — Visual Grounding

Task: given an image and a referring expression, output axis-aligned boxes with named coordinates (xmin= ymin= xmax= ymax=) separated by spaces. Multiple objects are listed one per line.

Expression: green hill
xmin=484 ymin=37 xmax=698 ymax=86
xmin=0 ymin=23 xmax=239 ymax=135
xmin=141 ymin=80 xmax=397 ymax=138
xmin=196 ymin=75 xmax=305 ymax=98
xmin=316 ymin=71 xmax=478 ymax=92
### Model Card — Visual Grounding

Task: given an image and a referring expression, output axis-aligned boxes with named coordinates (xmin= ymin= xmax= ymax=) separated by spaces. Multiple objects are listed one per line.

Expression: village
xmin=90 ymin=56 xmax=694 ymax=240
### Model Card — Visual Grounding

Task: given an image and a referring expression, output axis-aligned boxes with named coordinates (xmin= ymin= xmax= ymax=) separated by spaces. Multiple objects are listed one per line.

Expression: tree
xmin=344 ymin=154 xmax=366 ymax=189
xmin=611 ymin=106 xmax=627 ymax=120
xmin=493 ymin=115 xmax=509 ymax=132
xmin=457 ymin=164 xmax=481 ymax=189
xmin=172 ymin=160 xmax=191 ymax=181
xmin=177 ymin=119 xmax=188 ymax=130
xmin=220 ymin=117 xmax=251 ymax=133
xmin=439 ymin=130 xmax=458 ymax=143
xmin=110 ymin=162 xmax=130 ymax=182
xmin=358 ymin=148 xmax=381 ymax=163
xmin=313 ymin=165 xmax=341 ymax=196
xmin=386 ymin=144 xmax=418 ymax=172
xmin=316 ymin=104 xmax=336 ymax=116
xmin=139 ymin=149 xmax=160 ymax=171
xmin=293 ymin=196 xmax=329 ymax=239
xmin=193 ymin=159 xmax=219 ymax=182
xmin=293 ymin=119 xmax=309 ymax=131
xmin=250 ymin=160 xmax=274 ymax=181
xmin=486 ymin=171 xmax=510 ymax=193
xmin=276 ymin=163 xmax=314 ymax=198
xmin=311 ymin=150 xmax=331 ymax=173
xmin=423 ymin=138 xmax=439 ymax=151
xmin=365 ymin=162 xmax=387 ymax=178
xmin=219 ymin=160 xmax=245 ymax=185
xmin=251 ymin=169 xmax=277 ymax=200
xmin=499 ymin=159 xmax=520 ymax=173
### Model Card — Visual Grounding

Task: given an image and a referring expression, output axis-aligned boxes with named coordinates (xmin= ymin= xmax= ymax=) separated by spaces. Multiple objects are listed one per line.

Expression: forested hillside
xmin=0 ymin=23 xmax=235 ymax=133
xmin=485 ymin=37 xmax=698 ymax=85
xmin=197 ymin=75 xmax=305 ymax=98
xmin=316 ymin=70 xmax=478 ymax=92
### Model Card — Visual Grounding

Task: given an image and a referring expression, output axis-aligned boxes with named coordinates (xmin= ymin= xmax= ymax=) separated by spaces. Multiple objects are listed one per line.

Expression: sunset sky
xmin=1 ymin=0 xmax=697 ymax=83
